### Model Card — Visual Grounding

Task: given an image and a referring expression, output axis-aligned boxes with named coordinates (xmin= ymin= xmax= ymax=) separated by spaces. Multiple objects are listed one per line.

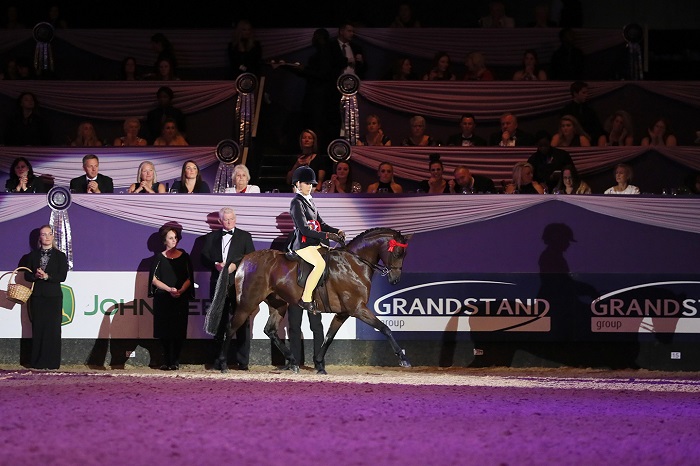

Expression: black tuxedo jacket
xmin=332 ymin=40 xmax=367 ymax=79
xmin=201 ymin=228 xmax=254 ymax=290
xmin=488 ymin=128 xmax=535 ymax=147
xmin=21 ymin=248 xmax=69 ymax=298
xmin=69 ymin=173 xmax=114 ymax=193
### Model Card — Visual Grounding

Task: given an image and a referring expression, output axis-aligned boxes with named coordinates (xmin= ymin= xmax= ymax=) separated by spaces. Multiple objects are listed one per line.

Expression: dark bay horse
xmin=205 ymin=227 xmax=412 ymax=373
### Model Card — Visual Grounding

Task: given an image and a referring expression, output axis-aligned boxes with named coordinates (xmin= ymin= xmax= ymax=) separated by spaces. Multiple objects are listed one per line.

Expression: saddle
xmin=284 ymin=247 xmax=331 ymax=289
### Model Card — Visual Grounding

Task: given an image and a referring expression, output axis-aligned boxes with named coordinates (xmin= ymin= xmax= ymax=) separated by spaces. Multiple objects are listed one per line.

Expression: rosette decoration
xmin=212 ymin=139 xmax=241 ymax=193
xmin=337 ymin=73 xmax=361 ymax=145
xmin=235 ymin=73 xmax=258 ymax=147
xmin=46 ymin=186 xmax=73 ymax=270
xmin=33 ymin=22 xmax=55 ymax=77
xmin=623 ymin=23 xmax=644 ymax=81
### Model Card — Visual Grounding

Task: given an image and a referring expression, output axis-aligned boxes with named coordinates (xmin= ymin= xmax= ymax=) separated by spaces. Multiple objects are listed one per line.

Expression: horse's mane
xmin=346 ymin=227 xmax=402 ymax=248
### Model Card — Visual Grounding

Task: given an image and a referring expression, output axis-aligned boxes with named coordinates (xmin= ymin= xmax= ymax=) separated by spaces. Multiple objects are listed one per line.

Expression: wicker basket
xmin=1 ymin=267 xmax=35 ymax=304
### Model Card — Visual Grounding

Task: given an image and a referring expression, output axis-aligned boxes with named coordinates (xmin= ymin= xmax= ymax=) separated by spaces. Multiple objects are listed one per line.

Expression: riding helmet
xmin=292 ymin=166 xmax=318 ymax=186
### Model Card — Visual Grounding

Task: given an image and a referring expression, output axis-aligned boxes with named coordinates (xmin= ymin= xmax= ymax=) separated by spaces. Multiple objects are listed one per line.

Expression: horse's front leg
xmin=315 ymin=313 xmax=350 ymax=374
xmin=355 ymin=307 xmax=411 ymax=368
xmin=263 ymin=299 xmax=299 ymax=373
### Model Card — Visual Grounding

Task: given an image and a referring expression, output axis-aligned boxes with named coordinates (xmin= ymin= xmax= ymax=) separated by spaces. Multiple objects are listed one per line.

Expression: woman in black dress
xmin=5 ymin=157 xmax=46 ymax=193
xmin=149 ymin=226 xmax=194 ymax=370
xmin=21 ymin=225 xmax=68 ymax=369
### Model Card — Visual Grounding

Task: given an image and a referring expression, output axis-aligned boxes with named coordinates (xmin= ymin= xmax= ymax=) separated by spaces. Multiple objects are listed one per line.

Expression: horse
xmin=205 ymin=227 xmax=413 ymax=373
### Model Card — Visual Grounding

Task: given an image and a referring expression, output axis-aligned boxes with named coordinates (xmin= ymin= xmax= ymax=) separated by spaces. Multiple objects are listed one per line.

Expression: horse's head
xmin=378 ymin=231 xmax=412 ymax=285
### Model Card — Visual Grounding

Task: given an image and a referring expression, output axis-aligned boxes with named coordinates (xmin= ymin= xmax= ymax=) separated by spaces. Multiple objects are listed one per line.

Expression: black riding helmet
xmin=292 ymin=166 xmax=318 ymax=186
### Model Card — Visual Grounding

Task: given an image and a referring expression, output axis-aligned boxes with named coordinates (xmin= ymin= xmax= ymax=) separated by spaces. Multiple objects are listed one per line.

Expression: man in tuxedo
xmin=446 ymin=113 xmax=487 ymax=147
xmin=69 ymin=154 xmax=113 ymax=193
xmin=488 ymin=112 xmax=535 ymax=147
xmin=201 ymin=207 xmax=255 ymax=370
xmin=448 ymin=165 xmax=495 ymax=194
xmin=333 ymin=21 xmax=367 ymax=79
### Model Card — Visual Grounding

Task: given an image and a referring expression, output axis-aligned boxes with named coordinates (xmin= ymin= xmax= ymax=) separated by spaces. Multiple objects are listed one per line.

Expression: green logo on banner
xmin=61 ymin=284 xmax=75 ymax=326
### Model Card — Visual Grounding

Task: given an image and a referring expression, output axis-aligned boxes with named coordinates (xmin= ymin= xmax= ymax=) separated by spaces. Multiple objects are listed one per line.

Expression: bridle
xmin=345 ymin=237 xmax=408 ymax=277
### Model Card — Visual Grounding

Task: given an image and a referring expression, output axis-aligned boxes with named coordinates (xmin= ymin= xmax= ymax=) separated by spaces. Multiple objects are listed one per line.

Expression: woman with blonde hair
xmin=70 ymin=121 xmax=103 ymax=147
xmin=128 ymin=160 xmax=166 ymax=193
xmin=598 ymin=110 xmax=634 ymax=146
xmin=505 ymin=162 xmax=545 ymax=194
xmin=551 ymin=114 xmax=591 ymax=147
xmin=114 ymin=117 xmax=147 ymax=147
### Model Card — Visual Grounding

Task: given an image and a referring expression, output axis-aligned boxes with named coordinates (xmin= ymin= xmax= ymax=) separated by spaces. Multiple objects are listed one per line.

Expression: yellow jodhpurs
xmin=295 ymin=245 xmax=325 ymax=302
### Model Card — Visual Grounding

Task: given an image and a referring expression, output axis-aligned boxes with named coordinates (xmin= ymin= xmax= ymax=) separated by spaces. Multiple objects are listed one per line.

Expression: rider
xmin=289 ymin=165 xmax=345 ymax=313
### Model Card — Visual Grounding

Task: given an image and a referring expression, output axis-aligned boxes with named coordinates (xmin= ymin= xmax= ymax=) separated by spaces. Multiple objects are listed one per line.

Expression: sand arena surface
xmin=2 ymin=365 xmax=700 ymax=465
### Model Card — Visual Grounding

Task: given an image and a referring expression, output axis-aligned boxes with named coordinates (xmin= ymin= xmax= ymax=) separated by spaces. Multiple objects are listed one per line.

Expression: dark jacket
xmin=21 ymin=248 xmax=69 ymax=298
xmin=69 ymin=173 xmax=114 ymax=193
xmin=446 ymin=133 xmax=487 ymax=147
xmin=201 ymin=228 xmax=254 ymax=290
xmin=488 ymin=128 xmax=536 ymax=147
xmin=288 ymin=193 xmax=338 ymax=250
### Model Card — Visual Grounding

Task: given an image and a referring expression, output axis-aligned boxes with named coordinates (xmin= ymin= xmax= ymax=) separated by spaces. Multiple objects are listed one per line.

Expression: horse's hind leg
xmin=315 ymin=314 xmax=349 ymax=374
xmin=355 ymin=307 xmax=411 ymax=368
xmin=263 ymin=299 xmax=300 ymax=373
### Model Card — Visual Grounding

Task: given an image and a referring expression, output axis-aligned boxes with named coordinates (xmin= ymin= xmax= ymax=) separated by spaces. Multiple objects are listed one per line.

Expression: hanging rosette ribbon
xmin=46 ymin=187 xmax=73 ymax=270
xmin=623 ymin=23 xmax=644 ymax=81
xmin=33 ymin=22 xmax=55 ymax=77
xmin=235 ymin=73 xmax=258 ymax=147
xmin=212 ymin=139 xmax=241 ymax=193
xmin=337 ymin=73 xmax=361 ymax=145
xmin=327 ymin=138 xmax=352 ymax=164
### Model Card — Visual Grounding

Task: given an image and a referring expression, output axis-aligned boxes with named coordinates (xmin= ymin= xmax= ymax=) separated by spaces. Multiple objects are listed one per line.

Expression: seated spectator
xmin=641 ymin=118 xmax=677 ymax=147
xmin=422 ymin=51 xmax=456 ymax=81
xmin=285 ymin=129 xmax=328 ymax=191
xmin=480 ymin=1 xmax=515 ymax=27
xmin=554 ymin=164 xmax=591 ymax=194
xmin=528 ymin=4 xmax=557 ymax=27
xmin=366 ymin=162 xmax=403 ymax=193
xmin=150 ymin=33 xmax=178 ymax=77
xmin=489 ymin=112 xmax=535 ymax=147
xmin=357 ymin=114 xmax=391 ymax=146
xmin=604 ymin=163 xmax=640 ymax=195
xmin=551 ymin=115 xmax=591 ymax=147
xmin=418 ymin=154 xmax=450 ymax=194
xmin=449 ymin=165 xmax=495 ymax=194
xmin=70 ymin=121 xmax=103 ymax=147
xmin=47 ymin=5 xmax=68 ymax=29
xmin=463 ymin=52 xmax=495 ymax=81
xmin=171 ymin=160 xmax=211 ymax=193
xmin=146 ymin=86 xmax=186 ymax=144
xmin=69 ymin=154 xmax=113 ymax=194
xmin=5 ymin=157 xmax=46 ymax=193
xmin=321 ymin=160 xmax=361 ymax=193
xmin=119 ymin=56 xmax=141 ymax=81
xmin=389 ymin=3 xmax=421 ymax=28
xmin=684 ymin=172 xmax=700 ymax=195
xmin=512 ymin=49 xmax=547 ymax=81
xmin=504 ymin=162 xmax=545 ymax=194
xmin=227 ymin=19 xmax=263 ymax=79
xmin=153 ymin=118 xmax=188 ymax=146
xmin=3 ymin=6 xmax=25 ymax=29
xmin=114 ymin=117 xmax=148 ymax=146
xmin=559 ymin=81 xmax=602 ymax=142
xmin=224 ymin=164 xmax=259 ymax=193
xmin=528 ymin=131 xmax=575 ymax=191
xmin=153 ymin=57 xmax=180 ymax=81
xmin=549 ymin=28 xmax=585 ymax=80
xmin=598 ymin=110 xmax=635 ymax=146
xmin=128 ymin=161 xmax=166 ymax=193
xmin=402 ymin=115 xmax=439 ymax=146
xmin=4 ymin=91 xmax=51 ymax=146
xmin=446 ymin=113 xmax=487 ymax=147
xmin=385 ymin=57 xmax=419 ymax=81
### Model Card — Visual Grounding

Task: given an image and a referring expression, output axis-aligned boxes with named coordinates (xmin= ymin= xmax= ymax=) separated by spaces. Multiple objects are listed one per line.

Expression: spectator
xmin=604 ymin=163 xmax=640 ymax=195
xmin=504 ymin=162 xmax=545 ymax=194
xmin=402 ymin=115 xmax=439 ymax=146
xmin=46 ymin=5 xmax=68 ymax=29
xmin=333 ymin=21 xmax=367 ymax=79
xmin=554 ymin=164 xmax=591 ymax=194
xmin=153 ymin=118 xmax=188 ymax=146
xmin=513 ymin=49 xmax=547 ymax=81
xmin=598 ymin=110 xmax=634 ymax=146
xmin=489 ymin=112 xmax=535 ymax=147
xmin=3 ymin=6 xmax=25 ymax=29
xmin=5 ymin=157 xmax=46 ymax=193
xmin=171 ymin=160 xmax=211 ymax=193
xmin=463 ymin=52 xmax=495 ymax=81
xmin=146 ymin=86 xmax=186 ymax=144
xmin=448 ymin=165 xmax=495 ymax=194
xmin=227 ymin=19 xmax=263 ymax=79
xmin=366 ymin=162 xmax=403 ymax=193
xmin=358 ymin=114 xmax=391 ymax=146
xmin=114 ymin=117 xmax=148 ymax=147
xmin=119 ymin=56 xmax=141 ymax=81
xmin=528 ymin=131 xmax=575 ymax=191
xmin=4 ymin=91 xmax=51 ymax=146
xmin=70 ymin=121 xmax=103 ymax=147
xmin=389 ymin=3 xmax=422 ymax=28
xmin=224 ymin=164 xmax=260 ymax=193
xmin=480 ymin=1 xmax=515 ymax=28
xmin=446 ymin=113 xmax=487 ymax=147
xmin=559 ymin=81 xmax=602 ymax=142
xmin=417 ymin=154 xmax=450 ymax=194
xmin=549 ymin=28 xmax=585 ymax=80
xmin=528 ymin=4 xmax=557 ymax=27
xmin=321 ymin=160 xmax=362 ymax=193
xmin=385 ymin=57 xmax=419 ymax=81
xmin=551 ymin=115 xmax=591 ymax=147
xmin=285 ymin=129 xmax=329 ymax=191
xmin=422 ymin=51 xmax=456 ymax=81
xmin=153 ymin=57 xmax=180 ymax=81
xmin=641 ymin=118 xmax=677 ymax=147
xmin=684 ymin=172 xmax=700 ymax=195
xmin=150 ymin=33 xmax=178 ymax=76
xmin=69 ymin=154 xmax=114 ymax=194
xmin=128 ymin=160 xmax=166 ymax=193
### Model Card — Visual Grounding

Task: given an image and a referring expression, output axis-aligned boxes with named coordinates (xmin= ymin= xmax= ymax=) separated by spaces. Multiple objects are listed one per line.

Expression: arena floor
xmin=2 ymin=365 xmax=699 ymax=465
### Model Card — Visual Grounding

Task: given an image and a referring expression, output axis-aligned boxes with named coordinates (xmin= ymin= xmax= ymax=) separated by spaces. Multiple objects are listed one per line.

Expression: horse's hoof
xmin=220 ymin=366 xmax=229 ymax=374
xmin=316 ymin=369 xmax=328 ymax=375
xmin=290 ymin=365 xmax=300 ymax=374
xmin=399 ymin=360 xmax=412 ymax=368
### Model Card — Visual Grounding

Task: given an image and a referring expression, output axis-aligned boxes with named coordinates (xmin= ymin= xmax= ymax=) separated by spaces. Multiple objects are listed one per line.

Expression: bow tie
xmin=223 ymin=230 xmax=233 ymax=235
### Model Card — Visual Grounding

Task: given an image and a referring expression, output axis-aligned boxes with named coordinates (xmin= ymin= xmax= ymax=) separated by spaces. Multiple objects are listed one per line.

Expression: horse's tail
xmin=204 ymin=266 xmax=230 ymax=336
